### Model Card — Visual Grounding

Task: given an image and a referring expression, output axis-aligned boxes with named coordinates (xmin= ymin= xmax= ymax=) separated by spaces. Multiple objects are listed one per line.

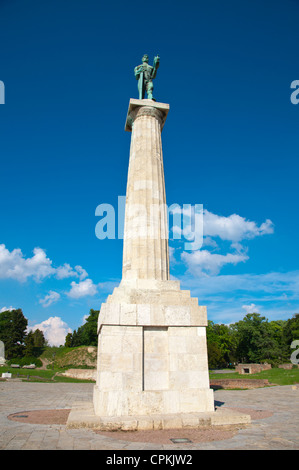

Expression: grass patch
xmin=209 ymin=367 xmax=299 ymax=385
xmin=52 ymin=375 xmax=95 ymax=383
xmin=0 ymin=365 xmax=95 ymax=383
xmin=40 ymin=345 xmax=97 ymax=370
xmin=0 ymin=366 xmax=56 ymax=379
xmin=40 ymin=346 xmax=75 ymax=360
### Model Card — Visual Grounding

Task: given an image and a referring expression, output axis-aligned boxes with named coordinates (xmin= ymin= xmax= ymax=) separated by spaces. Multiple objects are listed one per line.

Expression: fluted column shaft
xmin=123 ymin=99 xmax=170 ymax=281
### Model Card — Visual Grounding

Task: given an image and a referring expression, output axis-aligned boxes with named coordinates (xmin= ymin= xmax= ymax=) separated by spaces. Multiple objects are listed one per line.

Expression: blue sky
xmin=0 ymin=0 xmax=299 ymax=345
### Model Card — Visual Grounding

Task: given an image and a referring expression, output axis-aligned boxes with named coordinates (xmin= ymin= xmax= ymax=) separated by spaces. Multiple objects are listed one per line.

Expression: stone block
xmin=153 ymin=418 xmax=163 ymax=430
xmin=162 ymin=391 xmax=180 ymax=414
xmin=163 ymin=417 xmax=183 ymax=429
xmin=176 ymin=353 xmax=201 ymax=371
xmin=121 ymin=326 xmax=142 ymax=352
xmin=168 ymin=336 xmax=187 ymax=354
xmin=137 ymin=304 xmax=151 ymax=325
xmin=100 ymin=334 xmax=122 ymax=354
xmin=181 ymin=416 xmax=201 ymax=428
xmin=98 ymin=353 xmax=111 ymax=371
xmin=120 ymin=304 xmax=137 ymax=325
xmin=145 ymin=371 xmax=169 ymax=391
xmin=1 ymin=372 xmax=12 ymax=378
xmin=122 ymin=370 xmax=143 ymax=391
xmin=137 ymin=419 xmax=154 ymax=431
xmin=110 ymin=353 xmax=134 ymax=372
xmin=150 ymin=305 xmax=165 ymax=325
xmin=165 ymin=305 xmax=191 ymax=325
xmin=98 ymin=371 xmax=123 ymax=391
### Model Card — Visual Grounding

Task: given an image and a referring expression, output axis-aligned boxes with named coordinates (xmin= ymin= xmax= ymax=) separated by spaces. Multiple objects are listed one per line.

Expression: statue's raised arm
xmin=151 ymin=55 xmax=160 ymax=79
xmin=134 ymin=54 xmax=160 ymax=101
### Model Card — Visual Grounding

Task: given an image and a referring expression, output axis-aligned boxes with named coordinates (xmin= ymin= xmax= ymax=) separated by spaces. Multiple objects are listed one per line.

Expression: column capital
xmin=125 ymin=98 xmax=169 ymax=132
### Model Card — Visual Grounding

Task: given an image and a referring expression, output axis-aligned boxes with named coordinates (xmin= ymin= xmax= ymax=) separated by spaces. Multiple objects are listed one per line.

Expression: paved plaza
xmin=0 ymin=381 xmax=298 ymax=450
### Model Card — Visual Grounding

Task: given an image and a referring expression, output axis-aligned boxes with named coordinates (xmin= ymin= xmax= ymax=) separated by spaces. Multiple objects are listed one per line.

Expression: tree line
xmin=66 ymin=310 xmax=299 ymax=368
xmin=0 ymin=308 xmax=46 ymax=361
xmin=206 ymin=312 xmax=299 ymax=368
xmin=0 ymin=307 xmax=298 ymax=368
xmin=0 ymin=308 xmax=99 ymax=361
xmin=64 ymin=309 xmax=98 ymax=347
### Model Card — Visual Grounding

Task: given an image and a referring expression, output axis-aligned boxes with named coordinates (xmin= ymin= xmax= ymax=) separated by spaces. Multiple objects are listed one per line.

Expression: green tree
xmin=282 ymin=314 xmax=299 ymax=360
xmin=232 ymin=313 xmax=281 ymax=363
xmin=64 ymin=309 xmax=99 ymax=347
xmin=32 ymin=329 xmax=46 ymax=348
xmin=24 ymin=329 xmax=46 ymax=357
xmin=76 ymin=309 xmax=99 ymax=346
xmin=0 ymin=309 xmax=28 ymax=359
xmin=24 ymin=331 xmax=35 ymax=357
xmin=206 ymin=321 xmax=237 ymax=368
xmin=283 ymin=314 xmax=299 ymax=344
xmin=65 ymin=332 xmax=73 ymax=347
xmin=207 ymin=341 xmax=226 ymax=369
xmin=268 ymin=320 xmax=288 ymax=362
xmin=70 ymin=329 xmax=81 ymax=347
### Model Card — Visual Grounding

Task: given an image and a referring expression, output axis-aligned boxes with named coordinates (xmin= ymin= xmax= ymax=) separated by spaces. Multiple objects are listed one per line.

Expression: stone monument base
xmin=94 ymin=387 xmax=214 ymax=418
xmin=68 ymin=401 xmax=251 ymax=430
xmin=93 ymin=279 xmax=215 ymax=419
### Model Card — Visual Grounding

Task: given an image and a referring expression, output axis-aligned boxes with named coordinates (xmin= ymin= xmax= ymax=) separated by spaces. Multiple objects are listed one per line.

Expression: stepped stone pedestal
xmin=93 ymin=99 xmax=215 ymax=426
xmin=93 ymin=279 xmax=215 ymax=419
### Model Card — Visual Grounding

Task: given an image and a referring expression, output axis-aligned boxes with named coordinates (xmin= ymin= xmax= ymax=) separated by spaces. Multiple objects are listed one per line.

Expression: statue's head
xmin=142 ymin=54 xmax=149 ymax=63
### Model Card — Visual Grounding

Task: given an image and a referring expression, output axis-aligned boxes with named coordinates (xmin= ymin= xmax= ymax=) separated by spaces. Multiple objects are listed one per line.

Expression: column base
xmin=93 ymin=386 xmax=215 ymax=418
xmin=94 ymin=279 xmax=214 ymax=419
xmin=98 ymin=279 xmax=208 ymax=330
xmin=69 ymin=399 xmax=251 ymax=431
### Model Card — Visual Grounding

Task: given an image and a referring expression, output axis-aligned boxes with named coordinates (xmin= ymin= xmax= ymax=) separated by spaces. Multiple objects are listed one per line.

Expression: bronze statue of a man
xmin=134 ymin=54 xmax=160 ymax=101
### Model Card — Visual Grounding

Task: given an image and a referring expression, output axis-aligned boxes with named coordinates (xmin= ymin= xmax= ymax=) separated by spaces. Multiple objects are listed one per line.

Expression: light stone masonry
xmin=93 ymin=99 xmax=218 ymax=426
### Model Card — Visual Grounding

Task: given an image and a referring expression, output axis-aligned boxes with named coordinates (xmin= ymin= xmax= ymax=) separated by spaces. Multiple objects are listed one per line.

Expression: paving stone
xmin=0 ymin=381 xmax=298 ymax=450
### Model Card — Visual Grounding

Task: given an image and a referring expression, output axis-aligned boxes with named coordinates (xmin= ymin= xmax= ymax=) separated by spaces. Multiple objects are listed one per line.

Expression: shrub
xmin=8 ymin=356 xmax=42 ymax=368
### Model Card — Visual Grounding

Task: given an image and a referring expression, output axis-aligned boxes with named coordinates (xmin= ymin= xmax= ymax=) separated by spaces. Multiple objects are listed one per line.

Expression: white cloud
xmin=202 ymin=236 xmax=219 ymax=248
xmin=0 ymin=245 xmax=55 ymax=282
xmin=0 ymin=306 xmax=16 ymax=313
xmin=182 ymin=249 xmax=248 ymax=276
xmin=178 ymin=271 xmax=299 ymax=323
xmin=74 ymin=265 xmax=88 ymax=280
xmin=171 ymin=208 xmax=273 ymax=246
xmin=55 ymin=263 xmax=77 ymax=279
xmin=181 ymin=270 xmax=299 ymax=301
xmin=67 ymin=278 xmax=98 ymax=299
xmin=169 ymin=246 xmax=176 ymax=264
xmin=203 ymin=210 xmax=274 ymax=242
xmin=177 ymin=209 xmax=274 ymax=275
xmin=30 ymin=316 xmax=72 ymax=347
xmin=242 ymin=303 xmax=260 ymax=314
xmin=39 ymin=291 xmax=61 ymax=308
xmin=56 ymin=263 xmax=88 ymax=281
xmin=0 ymin=244 xmax=89 ymax=286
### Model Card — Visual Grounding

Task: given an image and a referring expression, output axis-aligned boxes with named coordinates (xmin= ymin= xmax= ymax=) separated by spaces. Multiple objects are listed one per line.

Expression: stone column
xmin=93 ymin=99 xmax=216 ymax=427
xmin=122 ymin=99 xmax=170 ymax=281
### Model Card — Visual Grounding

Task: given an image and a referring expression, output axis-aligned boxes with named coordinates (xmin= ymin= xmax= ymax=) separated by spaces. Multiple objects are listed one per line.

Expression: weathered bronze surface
xmin=134 ymin=54 xmax=160 ymax=100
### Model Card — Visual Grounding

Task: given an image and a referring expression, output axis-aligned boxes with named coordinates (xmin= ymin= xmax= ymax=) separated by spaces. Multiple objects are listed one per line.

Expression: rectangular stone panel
xmin=143 ymin=326 xmax=169 ymax=390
